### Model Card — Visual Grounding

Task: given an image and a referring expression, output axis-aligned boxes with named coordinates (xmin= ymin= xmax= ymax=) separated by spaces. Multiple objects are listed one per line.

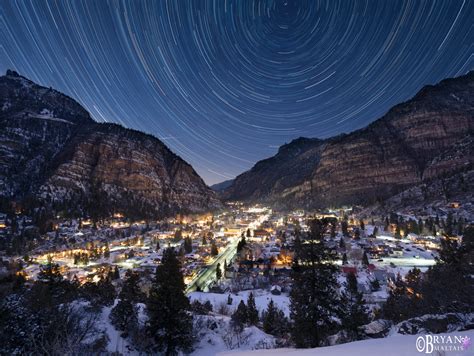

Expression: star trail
xmin=1 ymin=0 xmax=473 ymax=185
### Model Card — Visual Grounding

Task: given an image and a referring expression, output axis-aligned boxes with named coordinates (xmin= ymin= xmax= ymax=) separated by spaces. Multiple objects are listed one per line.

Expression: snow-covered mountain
xmin=0 ymin=70 xmax=221 ymax=217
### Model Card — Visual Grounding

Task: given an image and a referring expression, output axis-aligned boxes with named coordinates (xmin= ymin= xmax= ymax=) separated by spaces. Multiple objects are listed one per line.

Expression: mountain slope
xmin=223 ymin=71 xmax=474 ymax=207
xmin=210 ymin=179 xmax=234 ymax=192
xmin=0 ymin=70 xmax=221 ymax=217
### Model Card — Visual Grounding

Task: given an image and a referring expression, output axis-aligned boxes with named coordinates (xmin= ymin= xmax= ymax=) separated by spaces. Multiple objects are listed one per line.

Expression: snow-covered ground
xmin=192 ymin=315 xmax=276 ymax=356
xmin=220 ymin=329 xmax=474 ymax=356
xmin=190 ymin=290 xmax=291 ymax=316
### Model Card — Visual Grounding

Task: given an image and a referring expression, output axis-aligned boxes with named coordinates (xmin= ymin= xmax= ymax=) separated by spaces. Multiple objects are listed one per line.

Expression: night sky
xmin=1 ymin=1 xmax=473 ymax=185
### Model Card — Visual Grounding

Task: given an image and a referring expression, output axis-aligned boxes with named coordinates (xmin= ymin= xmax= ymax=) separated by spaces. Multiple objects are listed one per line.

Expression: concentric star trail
xmin=1 ymin=0 xmax=473 ymax=184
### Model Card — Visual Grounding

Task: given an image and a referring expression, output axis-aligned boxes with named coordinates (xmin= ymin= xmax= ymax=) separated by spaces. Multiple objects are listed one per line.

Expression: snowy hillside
xmin=220 ymin=329 xmax=474 ymax=356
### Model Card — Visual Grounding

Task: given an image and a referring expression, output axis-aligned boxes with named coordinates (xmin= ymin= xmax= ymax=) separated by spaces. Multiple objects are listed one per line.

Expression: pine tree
xmin=237 ymin=234 xmax=246 ymax=252
xmin=354 ymin=228 xmax=361 ymax=240
xmin=210 ymin=241 xmax=219 ymax=256
xmin=173 ymin=229 xmax=183 ymax=242
xmin=216 ymin=263 xmax=222 ymax=280
xmin=341 ymin=219 xmax=349 ymax=237
xmin=383 ymin=273 xmax=410 ymax=322
xmin=110 ymin=270 xmax=140 ymax=336
xmin=227 ymin=294 xmax=233 ymax=305
xmin=340 ymin=272 xmax=369 ymax=339
xmin=147 ymin=248 xmax=193 ymax=354
xmin=395 ymin=225 xmax=401 ymax=239
xmin=421 ymin=226 xmax=474 ymax=314
xmin=247 ymin=292 xmax=259 ymax=326
xmin=372 ymin=226 xmax=379 ymax=237
xmin=262 ymin=300 xmax=277 ymax=334
xmin=330 ymin=223 xmax=336 ymax=239
xmin=104 ymin=244 xmax=110 ymax=259
xmin=290 ymin=219 xmax=340 ymax=348
xmin=262 ymin=299 xmax=288 ymax=337
xmin=231 ymin=300 xmax=248 ymax=330
xmin=445 ymin=212 xmax=454 ymax=236
xmin=362 ymin=251 xmax=369 ymax=267
xmin=342 ymin=253 xmax=348 ymax=265
xmin=112 ymin=265 xmax=120 ymax=280
xmin=184 ymin=236 xmax=193 ymax=254
xmin=339 ymin=237 xmax=345 ymax=249
xmin=370 ymin=278 xmax=380 ymax=291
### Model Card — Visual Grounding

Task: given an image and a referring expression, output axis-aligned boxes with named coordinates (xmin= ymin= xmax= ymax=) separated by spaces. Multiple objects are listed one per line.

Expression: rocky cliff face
xmin=224 ymin=71 xmax=474 ymax=207
xmin=0 ymin=70 xmax=221 ymax=217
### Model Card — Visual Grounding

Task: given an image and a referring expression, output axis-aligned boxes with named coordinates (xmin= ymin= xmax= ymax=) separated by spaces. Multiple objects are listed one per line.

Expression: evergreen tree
xmin=104 ymin=244 xmax=110 ymax=259
xmin=340 ymin=272 xmax=369 ymax=339
xmin=227 ymin=294 xmax=233 ymax=305
xmin=290 ymin=219 xmax=340 ymax=348
xmin=173 ymin=229 xmax=183 ymax=242
xmin=34 ymin=258 xmax=74 ymax=307
xmin=262 ymin=300 xmax=289 ymax=337
xmin=445 ymin=212 xmax=454 ymax=236
xmin=247 ymin=292 xmax=259 ymax=326
xmin=421 ymin=225 xmax=474 ymax=314
xmin=262 ymin=299 xmax=277 ymax=334
xmin=370 ymin=278 xmax=380 ymax=291
xmin=383 ymin=268 xmax=425 ymax=322
xmin=339 ymin=237 xmax=345 ymax=249
xmin=395 ymin=225 xmax=401 ymax=239
xmin=383 ymin=273 xmax=411 ymax=322
xmin=246 ymin=228 xmax=251 ymax=238
xmin=342 ymin=253 xmax=348 ymax=265
xmin=184 ymin=237 xmax=193 ymax=254
xmin=147 ymin=248 xmax=193 ymax=355
xmin=354 ymin=228 xmax=361 ymax=240
xmin=341 ymin=220 xmax=349 ymax=237
xmin=362 ymin=251 xmax=369 ymax=267
xmin=372 ymin=226 xmax=379 ymax=237
xmin=110 ymin=270 xmax=140 ymax=336
xmin=112 ymin=265 xmax=120 ymax=280
xmin=210 ymin=241 xmax=219 ymax=256
xmin=216 ymin=263 xmax=222 ymax=280
xmin=231 ymin=300 xmax=248 ymax=330
xmin=237 ymin=234 xmax=247 ymax=252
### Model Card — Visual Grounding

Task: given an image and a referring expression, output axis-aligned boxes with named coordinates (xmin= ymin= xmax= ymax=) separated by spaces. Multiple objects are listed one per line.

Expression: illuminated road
xmin=186 ymin=235 xmax=239 ymax=293
xmin=186 ymin=213 xmax=270 ymax=293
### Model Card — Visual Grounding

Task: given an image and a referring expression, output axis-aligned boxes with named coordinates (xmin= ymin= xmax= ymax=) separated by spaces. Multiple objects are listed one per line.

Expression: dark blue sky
xmin=1 ymin=0 xmax=473 ymax=185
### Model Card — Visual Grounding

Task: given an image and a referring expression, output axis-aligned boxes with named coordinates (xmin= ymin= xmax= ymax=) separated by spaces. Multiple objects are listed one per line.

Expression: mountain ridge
xmin=223 ymin=70 xmax=474 ymax=208
xmin=0 ymin=70 xmax=221 ymax=218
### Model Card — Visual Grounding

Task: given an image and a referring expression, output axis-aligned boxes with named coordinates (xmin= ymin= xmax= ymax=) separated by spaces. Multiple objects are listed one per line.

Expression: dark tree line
xmin=384 ymin=225 xmax=474 ymax=321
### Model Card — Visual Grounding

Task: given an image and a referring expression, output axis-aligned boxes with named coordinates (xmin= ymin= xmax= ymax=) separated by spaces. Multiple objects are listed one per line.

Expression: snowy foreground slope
xmin=219 ymin=330 xmax=474 ymax=356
